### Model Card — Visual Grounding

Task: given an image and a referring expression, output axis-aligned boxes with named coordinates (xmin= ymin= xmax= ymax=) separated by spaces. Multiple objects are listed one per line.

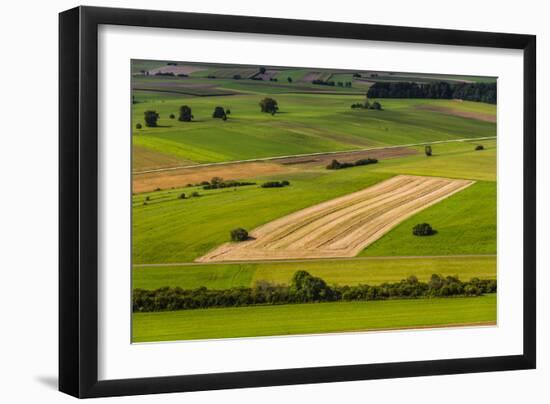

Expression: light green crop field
xmin=132 ymin=294 xmax=496 ymax=342
xmin=132 ymin=92 xmax=496 ymax=166
xmin=133 ymin=138 xmax=496 ymax=264
xmin=133 ymin=169 xmax=392 ymax=263
xmin=133 ymin=256 xmax=496 ymax=290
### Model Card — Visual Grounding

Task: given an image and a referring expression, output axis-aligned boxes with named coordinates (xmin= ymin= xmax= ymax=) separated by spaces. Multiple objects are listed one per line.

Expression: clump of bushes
xmin=259 ymin=97 xmax=279 ymax=114
xmin=326 ymin=158 xmax=378 ymax=170
xmin=351 ymin=99 xmax=382 ymax=110
xmin=230 ymin=228 xmax=249 ymax=242
xmin=261 ymin=180 xmax=290 ymax=188
xmin=202 ymin=178 xmax=256 ymax=190
xmin=132 ymin=271 xmax=497 ymax=312
xmin=413 ymin=223 xmax=435 ymax=236
xmin=179 ymin=105 xmax=193 ymax=122
xmin=144 ymin=110 xmax=159 ymax=127
xmin=475 ymin=145 xmax=485 ymax=151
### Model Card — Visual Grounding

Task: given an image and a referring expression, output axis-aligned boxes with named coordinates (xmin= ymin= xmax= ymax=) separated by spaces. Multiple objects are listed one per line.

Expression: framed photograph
xmin=59 ymin=6 xmax=536 ymax=398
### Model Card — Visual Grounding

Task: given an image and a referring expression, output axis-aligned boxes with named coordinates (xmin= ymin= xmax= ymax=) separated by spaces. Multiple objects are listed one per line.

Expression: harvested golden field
xmin=132 ymin=147 xmax=416 ymax=193
xmin=197 ymin=175 xmax=474 ymax=262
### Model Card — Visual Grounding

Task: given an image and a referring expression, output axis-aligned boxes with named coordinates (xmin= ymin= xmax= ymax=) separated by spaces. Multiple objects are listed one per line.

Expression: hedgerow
xmin=132 ymin=271 xmax=496 ymax=312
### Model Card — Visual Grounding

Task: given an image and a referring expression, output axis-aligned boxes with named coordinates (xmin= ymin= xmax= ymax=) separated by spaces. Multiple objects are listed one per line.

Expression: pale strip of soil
xmin=416 ymin=104 xmax=496 ymax=123
xmin=132 ymin=147 xmax=416 ymax=193
xmin=196 ymin=175 xmax=474 ymax=262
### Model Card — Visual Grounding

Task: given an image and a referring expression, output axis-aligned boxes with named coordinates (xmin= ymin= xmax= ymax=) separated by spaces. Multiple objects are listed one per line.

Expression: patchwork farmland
xmin=197 ymin=175 xmax=473 ymax=262
xmin=131 ymin=59 xmax=497 ymax=342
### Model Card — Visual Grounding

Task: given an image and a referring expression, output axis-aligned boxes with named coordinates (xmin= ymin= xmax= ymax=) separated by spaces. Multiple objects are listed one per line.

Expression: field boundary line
xmin=133 ymin=254 xmax=497 ymax=267
xmin=132 ymin=136 xmax=497 ymax=175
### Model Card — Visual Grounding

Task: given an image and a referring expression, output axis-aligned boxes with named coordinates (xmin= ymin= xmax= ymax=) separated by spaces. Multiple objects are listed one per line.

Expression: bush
xmin=179 ymin=193 xmax=186 ymax=199
xmin=136 ymin=123 xmax=142 ymax=129
xmin=212 ymin=106 xmax=226 ymax=119
xmin=287 ymin=77 xmax=293 ymax=83
xmin=259 ymin=97 xmax=279 ymax=114
xmin=475 ymin=145 xmax=485 ymax=151
xmin=144 ymin=110 xmax=159 ymax=127
xmin=412 ymin=223 xmax=435 ymax=236
xmin=261 ymin=181 xmax=290 ymax=188
xmin=179 ymin=105 xmax=193 ymax=122
xmin=326 ymin=158 xmax=377 ymax=170
xmin=233 ymin=74 xmax=241 ymax=80
xmin=425 ymin=145 xmax=433 ymax=156
xmin=169 ymin=113 xmax=175 ymax=119
xmin=370 ymin=101 xmax=382 ymax=110
xmin=203 ymin=180 xmax=255 ymax=190
xmin=191 ymin=191 xmax=200 ymax=197
xmin=230 ymin=228 xmax=249 ymax=242
xmin=226 ymin=109 xmax=231 ymax=115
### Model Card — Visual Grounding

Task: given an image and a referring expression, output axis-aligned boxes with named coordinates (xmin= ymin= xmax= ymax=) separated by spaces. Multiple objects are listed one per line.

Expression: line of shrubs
xmin=132 ymin=271 xmax=497 ymax=312
xmin=203 ymin=180 xmax=256 ymax=190
xmin=326 ymin=158 xmax=378 ymax=170
xmin=260 ymin=180 xmax=290 ymax=188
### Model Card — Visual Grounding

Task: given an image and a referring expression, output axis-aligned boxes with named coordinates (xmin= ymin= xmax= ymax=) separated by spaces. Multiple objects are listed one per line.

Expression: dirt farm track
xmin=197 ymin=175 xmax=474 ymax=262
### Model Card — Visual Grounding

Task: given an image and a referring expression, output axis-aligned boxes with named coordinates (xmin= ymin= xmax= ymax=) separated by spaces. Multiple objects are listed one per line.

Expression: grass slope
xmin=361 ymin=181 xmax=496 ymax=256
xmin=133 ymin=256 xmax=496 ymax=290
xmin=132 ymin=294 xmax=496 ymax=342
xmin=132 ymin=93 xmax=496 ymax=165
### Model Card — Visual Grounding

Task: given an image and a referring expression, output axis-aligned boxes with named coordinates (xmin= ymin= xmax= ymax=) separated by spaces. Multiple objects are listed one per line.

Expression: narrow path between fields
xmin=133 ymin=254 xmax=497 ymax=267
xmin=132 ymin=136 xmax=497 ymax=175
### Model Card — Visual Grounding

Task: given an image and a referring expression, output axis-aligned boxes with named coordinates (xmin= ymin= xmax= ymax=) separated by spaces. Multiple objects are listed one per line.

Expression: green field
xmin=133 ymin=294 xmax=496 ymax=342
xmin=132 ymin=91 xmax=496 ymax=166
xmin=133 ymin=256 xmax=496 ymax=290
xmin=132 ymin=170 xmax=392 ymax=264
xmin=131 ymin=61 xmax=497 ymax=342
xmin=133 ymin=139 xmax=496 ymax=264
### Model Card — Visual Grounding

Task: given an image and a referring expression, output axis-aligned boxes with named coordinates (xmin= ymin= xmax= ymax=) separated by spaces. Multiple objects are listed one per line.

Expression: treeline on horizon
xmin=132 ymin=271 xmax=497 ymax=312
xmin=367 ymin=81 xmax=497 ymax=104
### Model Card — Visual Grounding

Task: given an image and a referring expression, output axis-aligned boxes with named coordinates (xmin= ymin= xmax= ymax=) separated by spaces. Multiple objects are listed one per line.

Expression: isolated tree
xmin=425 ymin=145 xmax=433 ymax=157
xmin=230 ymin=228 xmax=249 ymax=242
xmin=413 ymin=223 xmax=435 ymax=236
xmin=178 ymin=105 xmax=193 ymax=122
xmin=212 ymin=106 xmax=227 ymax=119
xmin=259 ymin=97 xmax=279 ymax=114
xmin=211 ymin=176 xmax=223 ymax=185
xmin=143 ymin=110 xmax=159 ymax=127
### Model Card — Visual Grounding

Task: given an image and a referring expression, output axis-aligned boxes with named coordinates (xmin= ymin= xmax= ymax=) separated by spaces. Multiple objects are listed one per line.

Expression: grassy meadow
xmin=131 ymin=60 xmax=497 ymax=342
xmin=132 ymin=94 xmax=496 ymax=168
xmin=133 ymin=294 xmax=497 ymax=342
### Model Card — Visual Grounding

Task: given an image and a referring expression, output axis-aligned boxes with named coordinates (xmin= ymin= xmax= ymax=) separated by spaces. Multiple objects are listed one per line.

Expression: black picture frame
xmin=59 ymin=5 xmax=536 ymax=398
